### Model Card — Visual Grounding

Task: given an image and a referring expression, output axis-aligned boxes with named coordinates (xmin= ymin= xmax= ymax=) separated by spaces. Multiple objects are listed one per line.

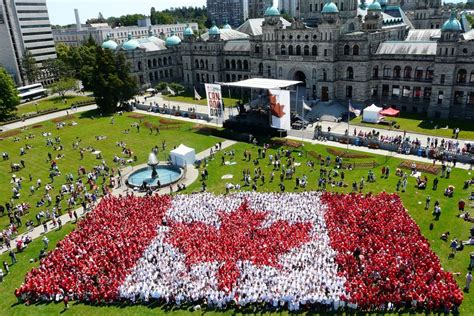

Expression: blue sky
xmin=46 ymin=0 xmax=206 ymax=25
xmin=46 ymin=0 xmax=464 ymax=26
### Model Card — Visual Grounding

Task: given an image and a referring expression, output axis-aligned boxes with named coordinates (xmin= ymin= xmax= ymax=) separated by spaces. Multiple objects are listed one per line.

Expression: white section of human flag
xmin=119 ymin=192 xmax=347 ymax=309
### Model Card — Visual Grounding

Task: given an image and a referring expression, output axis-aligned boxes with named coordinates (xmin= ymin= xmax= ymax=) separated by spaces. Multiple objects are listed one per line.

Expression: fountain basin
xmin=127 ymin=164 xmax=183 ymax=189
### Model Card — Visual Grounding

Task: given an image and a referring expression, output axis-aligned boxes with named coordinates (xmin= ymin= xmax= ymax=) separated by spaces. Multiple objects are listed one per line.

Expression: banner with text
xmin=205 ymin=84 xmax=223 ymax=118
xmin=269 ymin=89 xmax=291 ymax=130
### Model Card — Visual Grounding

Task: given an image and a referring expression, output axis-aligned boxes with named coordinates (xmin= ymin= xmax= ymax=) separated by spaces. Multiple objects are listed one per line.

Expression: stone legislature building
xmin=101 ymin=0 xmax=474 ymax=120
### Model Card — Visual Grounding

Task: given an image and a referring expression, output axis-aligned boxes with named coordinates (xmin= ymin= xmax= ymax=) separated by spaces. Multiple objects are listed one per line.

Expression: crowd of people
xmin=322 ymin=192 xmax=463 ymax=311
xmin=16 ymin=194 xmax=171 ymax=303
xmin=15 ymin=191 xmax=463 ymax=312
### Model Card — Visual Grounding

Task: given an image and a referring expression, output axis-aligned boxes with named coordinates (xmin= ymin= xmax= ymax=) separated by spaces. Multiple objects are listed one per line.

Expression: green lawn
xmin=0 ymin=114 xmax=472 ymax=315
xmin=15 ymin=95 xmax=95 ymax=117
xmin=351 ymin=112 xmax=474 ymax=140
xmin=162 ymin=91 xmax=240 ymax=108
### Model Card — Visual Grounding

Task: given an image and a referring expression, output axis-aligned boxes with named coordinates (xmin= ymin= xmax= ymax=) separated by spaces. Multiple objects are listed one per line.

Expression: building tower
xmin=0 ymin=0 xmax=57 ymax=85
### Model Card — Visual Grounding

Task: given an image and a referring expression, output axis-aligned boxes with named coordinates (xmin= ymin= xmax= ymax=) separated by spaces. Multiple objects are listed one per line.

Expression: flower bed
xmin=270 ymin=139 xmax=303 ymax=148
xmin=326 ymin=148 xmax=373 ymax=159
xmin=399 ymin=161 xmax=441 ymax=175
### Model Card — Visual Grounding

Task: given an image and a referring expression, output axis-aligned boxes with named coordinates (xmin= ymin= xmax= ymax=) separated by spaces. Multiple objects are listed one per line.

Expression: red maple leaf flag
xmin=17 ymin=192 xmax=463 ymax=311
xmin=269 ymin=93 xmax=286 ymax=118
xmin=165 ymin=201 xmax=312 ymax=291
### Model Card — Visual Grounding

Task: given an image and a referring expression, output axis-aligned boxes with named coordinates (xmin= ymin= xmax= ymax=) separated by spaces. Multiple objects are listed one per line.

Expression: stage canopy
xmin=362 ymin=104 xmax=383 ymax=123
xmin=221 ymin=78 xmax=302 ymax=90
xmin=170 ymin=144 xmax=196 ymax=167
xmin=380 ymin=107 xmax=400 ymax=117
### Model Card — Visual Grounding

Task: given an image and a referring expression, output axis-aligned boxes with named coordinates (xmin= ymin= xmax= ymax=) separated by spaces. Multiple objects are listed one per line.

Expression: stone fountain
xmin=148 ymin=152 xmax=159 ymax=179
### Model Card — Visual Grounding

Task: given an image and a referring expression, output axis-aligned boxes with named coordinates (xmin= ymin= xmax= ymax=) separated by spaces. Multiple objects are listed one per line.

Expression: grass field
xmin=162 ymin=91 xmax=240 ymax=108
xmin=0 ymin=112 xmax=472 ymax=315
xmin=351 ymin=112 xmax=474 ymax=140
xmin=14 ymin=95 xmax=95 ymax=117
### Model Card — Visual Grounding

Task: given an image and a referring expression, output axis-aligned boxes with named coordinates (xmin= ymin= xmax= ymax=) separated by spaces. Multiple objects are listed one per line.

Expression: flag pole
xmin=301 ymin=96 xmax=304 ymax=142
xmin=347 ymin=100 xmax=350 ymax=152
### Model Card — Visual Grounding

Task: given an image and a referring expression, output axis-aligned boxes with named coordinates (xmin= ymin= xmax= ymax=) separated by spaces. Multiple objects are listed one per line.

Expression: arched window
xmin=304 ymin=45 xmax=309 ymax=56
xmin=258 ymin=63 xmax=263 ymax=75
xmin=138 ymin=61 xmax=142 ymax=70
xmin=149 ymin=73 xmax=153 ymax=81
xmin=352 ymin=45 xmax=359 ymax=55
xmin=312 ymin=45 xmax=318 ymax=56
xmin=243 ymin=60 xmax=249 ymax=70
xmin=195 ymin=60 xmax=199 ymax=68
xmin=372 ymin=66 xmax=379 ymax=78
xmin=296 ymin=45 xmax=301 ymax=55
xmin=346 ymin=67 xmax=354 ymax=79
xmin=153 ymin=59 xmax=157 ymax=67
xmin=470 ymin=71 xmax=474 ymax=83
xmin=231 ymin=60 xmax=236 ymax=69
xmin=457 ymin=69 xmax=467 ymax=83
xmin=404 ymin=66 xmax=412 ymax=78
xmin=225 ymin=60 xmax=230 ymax=69
xmin=322 ymin=69 xmax=327 ymax=81
xmin=393 ymin=66 xmax=401 ymax=78
xmin=281 ymin=45 xmax=286 ymax=55
xmin=237 ymin=60 xmax=242 ymax=70
xmin=168 ymin=56 xmax=172 ymax=65
xmin=148 ymin=60 xmax=152 ymax=68
xmin=158 ymin=58 xmax=162 ymax=66
xmin=267 ymin=47 xmax=271 ymax=55
xmin=348 ymin=23 xmax=355 ymax=32
xmin=288 ymin=45 xmax=294 ymax=55
xmin=278 ymin=67 xmax=282 ymax=77
xmin=164 ymin=58 xmax=168 ymax=66
xmin=205 ymin=60 xmax=208 ymax=69
xmin=312 ymin=68 xmax=317 ymax=80
xmin=415 ymin=67 xmax=423 ymax=79
xmin=426 ymin=67 xmax=434 ymax=80
xmin=343 ymin=44 xmax=350 ymax=55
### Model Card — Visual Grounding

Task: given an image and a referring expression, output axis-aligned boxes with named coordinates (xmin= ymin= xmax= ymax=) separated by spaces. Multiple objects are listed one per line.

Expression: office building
xmin=0 ymin=0 xmax=56 ymax=85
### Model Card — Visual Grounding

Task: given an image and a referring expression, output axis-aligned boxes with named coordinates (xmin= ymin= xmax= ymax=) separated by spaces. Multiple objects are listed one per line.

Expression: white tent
xmin=170 ymin=144 xmax=196 ymax=167
xmin=362 ymin=104 xmax=383 ymax=123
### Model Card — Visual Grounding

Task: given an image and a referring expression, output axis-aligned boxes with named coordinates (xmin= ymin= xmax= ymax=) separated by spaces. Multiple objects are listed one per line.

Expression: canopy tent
xmin=380 ymin=107 xmax=400 ymax=117
xmin=362 ymin=104 xmax=383 ymax=123
xmin=220 ymin=78 xmax=302 ymax=90
xmin=170 ymin=144 xmax=196 ymax=167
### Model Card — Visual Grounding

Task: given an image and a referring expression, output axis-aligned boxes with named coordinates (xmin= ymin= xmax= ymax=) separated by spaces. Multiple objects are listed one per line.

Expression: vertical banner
xmin=269 ymin=89 xmax=291 ymax=130
xmin=205 ymin=84 xmax=223 ymax=118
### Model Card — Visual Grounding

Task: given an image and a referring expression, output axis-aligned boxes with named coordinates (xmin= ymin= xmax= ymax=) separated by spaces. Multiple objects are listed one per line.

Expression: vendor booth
xmin=170 ymin=144 xmax=196 ymax=167
xmin=362 ymin=104 xmax=383 ymax=123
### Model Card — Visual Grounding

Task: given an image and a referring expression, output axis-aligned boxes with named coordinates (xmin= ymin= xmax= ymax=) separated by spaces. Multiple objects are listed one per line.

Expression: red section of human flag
xmin=165 ymin=201 xmax=313 ymax=292
xmin=321 ymin=192 xmax=463 ymax=310
xmin=16 ymin=195 xmax=171 ymax=303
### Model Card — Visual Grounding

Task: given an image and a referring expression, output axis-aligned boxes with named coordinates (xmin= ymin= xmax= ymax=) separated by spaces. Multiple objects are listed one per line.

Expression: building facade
xmin=104 ymin=2 xmax=474 ymax=120
xmin=207 ymin=0 xmax=249 ymax=28
xmin=0 ymin=0 xmax=56 ymax=85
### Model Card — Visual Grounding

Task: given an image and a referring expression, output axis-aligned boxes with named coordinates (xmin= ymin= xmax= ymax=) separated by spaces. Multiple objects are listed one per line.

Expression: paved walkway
xmin=0 ymin=105 xmax=97 ymax=132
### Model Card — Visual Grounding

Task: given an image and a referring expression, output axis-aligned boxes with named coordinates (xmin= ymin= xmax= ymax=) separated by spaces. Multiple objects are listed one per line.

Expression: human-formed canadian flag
xmin=16 ymin=192 xmax=462 ymax=311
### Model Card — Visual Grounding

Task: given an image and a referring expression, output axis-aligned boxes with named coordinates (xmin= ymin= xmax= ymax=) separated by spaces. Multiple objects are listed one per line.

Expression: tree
xmin=0 ymin=67 xmax=20 ymax=120
xmin=169 ymin=82 xmax=185 ymax=94
xmin=21 ymin=50 xmax=39 ymax=84
xmin=49 ymin=78 xmax=77 ymax=98
xmin=90 ymin=48 xmax=137 ymax=113
xmin=42 ymin=59 xmax=73 ymax=80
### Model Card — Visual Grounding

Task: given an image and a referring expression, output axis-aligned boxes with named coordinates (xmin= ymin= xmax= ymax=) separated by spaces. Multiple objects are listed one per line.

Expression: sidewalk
xmin=0 ymin=105 xmax=97 ymax=132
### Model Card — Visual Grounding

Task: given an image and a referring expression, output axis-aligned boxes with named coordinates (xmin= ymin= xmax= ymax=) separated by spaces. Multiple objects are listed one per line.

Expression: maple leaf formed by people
xmin=269 ymin=94 xmax=286 ymax=118
xmin=166 ymin=201 xmax=312 ymax=292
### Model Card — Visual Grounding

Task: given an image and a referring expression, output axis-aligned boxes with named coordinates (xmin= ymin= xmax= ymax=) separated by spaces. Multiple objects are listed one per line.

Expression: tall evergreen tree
xmin=90 ymin=48 xmax=137 ymax=113
xmin=21 ymin=50 xmax=39 ymax=84
xmin=0 ymin=67 xmax=20 ymax=121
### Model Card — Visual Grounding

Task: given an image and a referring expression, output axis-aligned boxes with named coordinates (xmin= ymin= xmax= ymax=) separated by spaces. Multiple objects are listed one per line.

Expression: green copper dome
xmin=122 ymin=33 xmax=139 ymax=51
xmin=222 ymin=22 xmax=232 ymax=29
xmin=322 ymin=2 xmax=339 ymax=13
xmin=183 ymin=24 xmax=194 ymax=36
xmin=209 ymin=22 xmax=220 ymax=35
xmin=165 ymin=31 xmax=182 ymax=46
xmin=368 ymin=0 xmax=382 ymax=11
xmin=442 ymin=11 xmax=462 ymax=32
xmin=264 ymin=6 xmax=280 ymax=16
xmin=101 ymin=34 xmax=117 ymax=50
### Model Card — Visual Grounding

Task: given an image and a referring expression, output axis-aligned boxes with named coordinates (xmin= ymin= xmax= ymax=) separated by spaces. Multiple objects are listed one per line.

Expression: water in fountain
xmin=148 ymin=152 xmax=159 ymax=166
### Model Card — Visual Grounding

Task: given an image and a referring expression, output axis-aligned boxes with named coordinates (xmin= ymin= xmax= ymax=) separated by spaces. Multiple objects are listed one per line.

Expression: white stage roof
xmin=221 ymin=78 xmax=302 ymax=90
